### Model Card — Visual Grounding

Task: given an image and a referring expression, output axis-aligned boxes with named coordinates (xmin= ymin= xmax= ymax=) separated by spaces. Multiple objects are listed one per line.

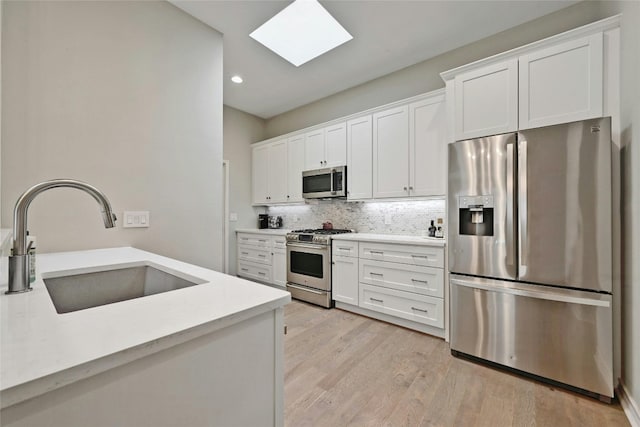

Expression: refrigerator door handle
xmin=450 ymin=277 xmax=611 ymax=307
xmin=506 ymin=141 xmax=516 ymax=268
xmin=518 ymin=137 xmax=528 ymax=276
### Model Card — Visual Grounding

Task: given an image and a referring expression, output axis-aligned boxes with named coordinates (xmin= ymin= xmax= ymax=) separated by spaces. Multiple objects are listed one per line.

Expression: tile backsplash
xmin=267 ymin=199 xmax=446 ymax=236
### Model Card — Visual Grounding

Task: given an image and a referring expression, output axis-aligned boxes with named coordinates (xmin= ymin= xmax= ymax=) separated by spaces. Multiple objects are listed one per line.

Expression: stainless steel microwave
xmin=302 ymin=166 xmax=346 ymax=199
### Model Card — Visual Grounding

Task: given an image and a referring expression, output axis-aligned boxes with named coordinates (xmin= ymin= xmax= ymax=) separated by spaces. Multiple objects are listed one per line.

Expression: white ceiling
xmin=170 ymin=1 xmax=577 ymax=119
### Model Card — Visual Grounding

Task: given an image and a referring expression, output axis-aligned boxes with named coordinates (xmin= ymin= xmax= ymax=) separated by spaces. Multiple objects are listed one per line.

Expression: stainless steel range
xmin=286 ymin=228 xmax=353 ymax=308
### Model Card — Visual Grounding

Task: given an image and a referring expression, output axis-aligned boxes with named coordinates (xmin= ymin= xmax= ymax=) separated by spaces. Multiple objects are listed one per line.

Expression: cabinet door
xmin=332 ymin=255 xmax=358 ymax=305
xmin=519 ymin=33 xmax=603 ymax=130
xmin=373 ymin=106 xmax=409 ymax=198
xmin=267 ymin=140 xmax=288 ymax=203
xmin=454 ymin=58 xmax=518 ymax=141
xmin=304 ymin=129 xmax=325 ymax=169
xmin=324 ymin=122 xmax=347 ymax=167
xmin=272 ymin=248 xmax=287 ymax=288
xmin=409 ymin=96 xmax=446 ymax=196
xmin=252 ymin=145 xmax=269 ymax=204
xmin=346 ymin=115 xmax=372 ymax=200
xmin=287 ymin=134 xmax=305 ymax=203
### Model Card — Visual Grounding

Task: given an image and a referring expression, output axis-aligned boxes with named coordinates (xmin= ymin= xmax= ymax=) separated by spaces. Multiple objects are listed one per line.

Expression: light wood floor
xmin=284 ymin=301 xmax=629 ymax=427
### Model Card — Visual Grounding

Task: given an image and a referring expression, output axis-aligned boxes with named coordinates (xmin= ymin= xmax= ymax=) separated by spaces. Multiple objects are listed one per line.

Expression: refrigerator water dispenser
xmin=458 ymin=195 xmax=494 ymax=236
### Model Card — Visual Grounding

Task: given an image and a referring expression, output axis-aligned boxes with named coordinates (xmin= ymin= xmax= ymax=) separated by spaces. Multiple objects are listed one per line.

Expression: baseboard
xmin=619 ymin=382 xmax=640 ymax=427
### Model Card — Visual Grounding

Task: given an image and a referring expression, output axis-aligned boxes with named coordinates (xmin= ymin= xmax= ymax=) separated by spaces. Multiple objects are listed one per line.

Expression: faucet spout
xmin=7 ymin=179 xmax=117 ymax=294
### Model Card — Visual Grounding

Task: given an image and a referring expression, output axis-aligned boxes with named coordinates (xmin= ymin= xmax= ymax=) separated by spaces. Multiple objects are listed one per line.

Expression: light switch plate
xmin=229 ymin=212 xmax=238 ymax=222
xmin=123 ymin=211 xmax=150 ymax=228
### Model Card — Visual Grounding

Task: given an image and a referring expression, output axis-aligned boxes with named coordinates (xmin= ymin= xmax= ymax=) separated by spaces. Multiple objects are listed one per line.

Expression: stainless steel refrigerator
xmin=448 ymin=117 xmax=613 ymax=400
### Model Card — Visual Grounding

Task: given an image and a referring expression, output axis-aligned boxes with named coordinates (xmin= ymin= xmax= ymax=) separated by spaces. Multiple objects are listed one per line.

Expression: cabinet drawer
xmin=332 ymin=240 xmax=359 ymax=258
xmin=238 ymin=246 xmax=271 ymax=265
xmin=359 ymin=259 xmax=444 ymax=298
xmin=359 ymin=242 xmax=444 ymax=268
xmin=273 ymin=236 xmax=287 ymax=250
xmin=238 ymin=261 xmax=272 ymax=283
xmin=359 ymin=284 xmax=444 ymax=328
xmin=237 ymin=233 xmax=271 ymax=248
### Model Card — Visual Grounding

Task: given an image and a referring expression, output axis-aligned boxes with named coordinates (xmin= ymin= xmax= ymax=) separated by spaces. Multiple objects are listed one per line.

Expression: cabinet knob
xmin=403 ymin=187 xmax=407 ymax=191
xmin=287 ymin=195 xmax=290 ymax=198
xmin=409 ymin=186 xmax=414 ymax=190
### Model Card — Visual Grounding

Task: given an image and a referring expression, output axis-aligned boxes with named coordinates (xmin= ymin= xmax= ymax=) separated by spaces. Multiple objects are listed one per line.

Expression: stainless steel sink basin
xmin=43 ymin=263 xmax=207 ymax=313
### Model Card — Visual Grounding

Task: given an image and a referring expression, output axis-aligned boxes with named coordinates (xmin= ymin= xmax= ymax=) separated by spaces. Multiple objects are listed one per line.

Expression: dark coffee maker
xmin=258 ymin=214 xmax=269 ymax=229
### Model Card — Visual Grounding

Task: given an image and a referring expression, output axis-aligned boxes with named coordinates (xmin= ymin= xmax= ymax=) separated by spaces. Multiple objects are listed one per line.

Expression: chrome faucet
xmin=6 ymin=179 xmax=117 ymax=294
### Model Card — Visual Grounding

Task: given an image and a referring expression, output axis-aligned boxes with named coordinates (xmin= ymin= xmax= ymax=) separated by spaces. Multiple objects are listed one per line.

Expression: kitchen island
xmin=0 ymin=247 xmax=290 ymax=427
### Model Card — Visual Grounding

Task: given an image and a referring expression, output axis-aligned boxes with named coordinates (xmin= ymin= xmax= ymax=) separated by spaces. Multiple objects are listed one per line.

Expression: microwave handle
xmin=330 ymin=169 xmax=334 ymax=194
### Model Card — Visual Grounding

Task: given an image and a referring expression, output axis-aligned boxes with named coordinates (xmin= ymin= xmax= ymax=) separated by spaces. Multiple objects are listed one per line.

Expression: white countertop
xmin=332 ymin=233 xmax=446 ymax=247
xmin=0 ymin=247 xmax=290 ymax=408
xmin=235 ymin=228 xmax=291 ymax=236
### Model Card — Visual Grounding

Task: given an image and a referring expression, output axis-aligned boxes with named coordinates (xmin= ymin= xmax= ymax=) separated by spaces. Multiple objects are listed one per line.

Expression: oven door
xmin=286 ymin=242 xmax=331 ymax=291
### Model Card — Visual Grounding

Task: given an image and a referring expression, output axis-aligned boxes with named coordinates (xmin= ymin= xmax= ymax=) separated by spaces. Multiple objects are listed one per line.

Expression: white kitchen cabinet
xmin=324 ymin=122 xmax=347 ymax=167
xmin=272 ymin=236 xmax=287 ymax=288
xmin=409 ymin=95 xmax=447 ymax=197
xmin=304 ymin=123 xmax=347 ymax=170
xmin=252 ymin=140 xmax=288 ymax=205
xmin=519 ymin=33 xmax=603 ymax=130
xmin=287 ymin=134 xmax=305 ymax=203
xmin=252 ymin=145 xmax=269 ymax=205
xmin=346 ymin=115 xmax=372 ymax=200
xmin=237 ymin=232 xmax=287 ymax=288
xmin=332 ymin=255 xmax=358 ymax=305
xmin=453 ymin=58 xmax=518 ymax=141
xmin=359 ymin=284 xmax=444 ymax=328
xmin=373 ymin=106 xmax=410 ymax=198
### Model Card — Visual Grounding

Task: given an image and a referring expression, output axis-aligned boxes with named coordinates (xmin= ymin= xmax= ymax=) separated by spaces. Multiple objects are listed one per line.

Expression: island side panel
xmin=2 ymin=309 xmax=282 ymax=427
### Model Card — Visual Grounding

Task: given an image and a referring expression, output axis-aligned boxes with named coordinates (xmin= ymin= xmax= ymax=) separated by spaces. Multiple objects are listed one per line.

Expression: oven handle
xmin=286 ymin=283 xmax=326 ymax=295
xmin=286 ymin=242 xmax=329 ymax=251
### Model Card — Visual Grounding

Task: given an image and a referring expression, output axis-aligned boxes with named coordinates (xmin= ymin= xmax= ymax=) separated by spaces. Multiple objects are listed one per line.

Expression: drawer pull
xmin=370 ymin=297 xmax=384 ymax=303
xmin=258 ymin=272 xmax=266 ymax=276
xmin=259 ymin=239 xmax=267 ymax=243
xmin=411 ymin=307 xmax=429 ymax=313
xmin=258 ymin=254 xmax=266 ymax=257
xmin=370 ymin=272 xmax=384 ymax=277
xmin=412 ymin=255 xmax=428 ymax=259
xmin=241 ymin=252 xmax=249 ymax=255
xmin=411 ymin=279 xmax=429 ymax=284
xmin=370 ymin=250 xmax=384 ymax=255
xmin=338 ymin=247 xmax=352 ymax=251
xmin=241 ymin=268 xmax=249 ymax=272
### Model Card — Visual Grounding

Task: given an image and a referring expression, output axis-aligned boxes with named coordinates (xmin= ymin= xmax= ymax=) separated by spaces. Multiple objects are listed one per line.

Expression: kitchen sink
xmin=43 ymin=263 xmax=207 ymax=313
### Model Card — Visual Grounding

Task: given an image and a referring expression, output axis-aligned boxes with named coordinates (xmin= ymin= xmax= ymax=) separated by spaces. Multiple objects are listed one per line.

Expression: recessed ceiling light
xmin=249 ymin=0 xmax=353 ymax=67
xmin=231 ymin=75 xmax=243 ymax=84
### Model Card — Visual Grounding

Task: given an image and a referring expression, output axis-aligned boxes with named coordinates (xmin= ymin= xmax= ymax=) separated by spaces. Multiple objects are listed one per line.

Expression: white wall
xmin=264 ymin=1 xmax=606 ymax=138
xmin=600 ymin=0 xmax=640 ymax=414
xmin=223 ymin=106 xmax=266 ymax=275
xmin=1 ymin=1 xmax=223 ymax=270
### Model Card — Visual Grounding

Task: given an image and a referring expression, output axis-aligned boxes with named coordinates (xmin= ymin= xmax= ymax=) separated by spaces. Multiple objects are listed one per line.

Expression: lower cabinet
xmin=237 ymin=232 xmax=286 ymax=288
xmin=332 ymin=254 xmax=359 ymax=305
xmin=332 ymin=238 xmax=446 ymax=337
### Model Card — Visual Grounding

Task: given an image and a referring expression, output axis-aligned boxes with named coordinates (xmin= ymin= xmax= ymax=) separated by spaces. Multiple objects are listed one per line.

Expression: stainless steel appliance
xmin=448 ymin=117 xmax=614 ymax=400
xmin=286 ymin=228 xmax=353 ymax=307
xmin=302 ymin=166 xmax=346 ymax=199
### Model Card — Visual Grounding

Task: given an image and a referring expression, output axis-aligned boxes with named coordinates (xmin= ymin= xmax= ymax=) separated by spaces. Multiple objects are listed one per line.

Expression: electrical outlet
xmin=229 ymin=212 xmax=238 ymax=222
xmin=384 ymin=214 xmax=392 ymax=225
xmin=123 ymin=211 xmax=150 ymax=228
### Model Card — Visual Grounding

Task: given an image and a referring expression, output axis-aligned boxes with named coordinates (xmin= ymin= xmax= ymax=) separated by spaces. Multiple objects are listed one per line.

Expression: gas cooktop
xmin=290 ymin=228 xmax=353 ymax=235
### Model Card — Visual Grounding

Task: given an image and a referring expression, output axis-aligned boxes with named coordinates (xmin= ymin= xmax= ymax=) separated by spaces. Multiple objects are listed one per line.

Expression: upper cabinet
xmin=287 ymin=134 xmax=306 ymax=203
xmin=409 ymin=95 xmax=447 ymax=197
xmin=346 ymin=115 xmax=373 ymax=200
xmin=454 ymin=59 xmax=518 ymax=141
xmin=442 ymin=16 xmax=619 ymax=142
xmin=373 ymin=106 xmax=410 ymax=199
xmin=252 ymin=139 xmax=287 ymax=205
xmin=518 ymin=33 xmax=603 ymax=130
xmin=304 ymin=122 xmax=346 ymax=170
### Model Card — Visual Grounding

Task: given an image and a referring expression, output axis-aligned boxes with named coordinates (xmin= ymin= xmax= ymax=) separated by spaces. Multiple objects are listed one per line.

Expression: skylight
xmin=249 ymin=0 xmax=353 ymax=67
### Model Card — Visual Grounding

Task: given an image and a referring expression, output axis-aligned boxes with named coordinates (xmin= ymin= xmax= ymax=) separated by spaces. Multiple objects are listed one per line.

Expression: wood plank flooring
xmin=284 ymin=301 xmax=629 ymax=427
